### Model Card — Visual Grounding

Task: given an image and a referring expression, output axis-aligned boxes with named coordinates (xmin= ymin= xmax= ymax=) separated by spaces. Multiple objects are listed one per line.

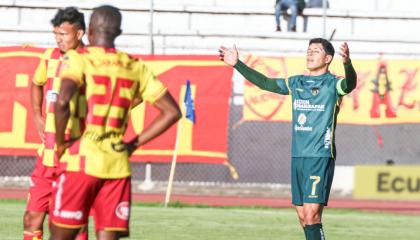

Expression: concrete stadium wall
xmin=1 ymin=1 xmax=420 ymax=57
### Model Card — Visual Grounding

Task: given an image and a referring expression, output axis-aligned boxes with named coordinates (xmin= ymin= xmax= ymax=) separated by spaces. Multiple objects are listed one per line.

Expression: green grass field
xmin=2 ymin=200 xmax=419 ymax=240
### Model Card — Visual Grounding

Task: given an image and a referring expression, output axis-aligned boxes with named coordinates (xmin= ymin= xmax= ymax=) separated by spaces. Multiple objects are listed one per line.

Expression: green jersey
xmin=287 ymin=73 xmax=340 ymax=158
xmin=234 ymin=60 xmax=357 ymax=159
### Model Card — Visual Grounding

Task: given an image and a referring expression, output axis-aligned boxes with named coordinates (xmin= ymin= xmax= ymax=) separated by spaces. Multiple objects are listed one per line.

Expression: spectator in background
xmin=275 ymin=0 xmax=305 ymax=32
xmin=306 ymin=0 xmax=329 ymax=8
xmin=298 ymin=0 xmax=306 ymax=15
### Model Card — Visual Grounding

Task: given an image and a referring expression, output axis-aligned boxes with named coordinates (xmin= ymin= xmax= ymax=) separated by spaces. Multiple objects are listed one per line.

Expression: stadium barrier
xmin=1 ymin=46 xmax=420 ymax=201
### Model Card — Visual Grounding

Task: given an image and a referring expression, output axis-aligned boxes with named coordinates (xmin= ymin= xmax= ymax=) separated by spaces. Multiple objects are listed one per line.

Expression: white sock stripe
xmin=320 ymin=226 xmax=325 ymax=240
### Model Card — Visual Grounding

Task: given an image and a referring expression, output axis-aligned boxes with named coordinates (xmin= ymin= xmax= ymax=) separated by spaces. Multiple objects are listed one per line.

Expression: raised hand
xmin=219 ymin=45 xmax=239 ymax=66
xmin=339 ymin=42 xmax=350 ymax=64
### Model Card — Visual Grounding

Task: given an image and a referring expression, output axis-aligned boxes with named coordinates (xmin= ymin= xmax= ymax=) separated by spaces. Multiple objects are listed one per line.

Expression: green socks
xmin=304 ymin=223 xmax=325 ymax=240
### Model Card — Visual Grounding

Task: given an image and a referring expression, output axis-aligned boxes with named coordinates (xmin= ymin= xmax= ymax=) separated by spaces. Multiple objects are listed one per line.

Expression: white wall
xmin=1 ymin=1 xmax=420 ymax=57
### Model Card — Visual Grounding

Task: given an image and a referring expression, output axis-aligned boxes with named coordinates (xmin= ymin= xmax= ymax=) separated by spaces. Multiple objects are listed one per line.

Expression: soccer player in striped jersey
xmin=51 ymin=5 xmax=181 ymax=240
xmin=24 ymin=7 xmax=89 ymax=240
xmin=219 ymin=39 xmax=356 ymax=240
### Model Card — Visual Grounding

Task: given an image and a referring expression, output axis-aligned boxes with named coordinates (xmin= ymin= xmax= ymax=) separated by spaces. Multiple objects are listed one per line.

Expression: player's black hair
xmin=51 ymin=7 xmax=86 ymax=32
xmin=309 ymin=38 xmax=335 ymax=58
xmin=90 ymin=5 xmax=122 ymax=39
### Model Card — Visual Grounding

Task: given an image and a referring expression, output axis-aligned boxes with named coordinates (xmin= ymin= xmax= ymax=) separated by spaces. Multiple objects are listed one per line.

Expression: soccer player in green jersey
xmin=219 ymin=39 xmax=356 ymax=240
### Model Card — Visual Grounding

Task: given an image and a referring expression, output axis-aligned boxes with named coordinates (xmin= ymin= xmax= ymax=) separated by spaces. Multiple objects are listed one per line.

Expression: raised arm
xmin=219 ymin=45 xmax=289 ymax=95
xmin=337 ymin=42 xmax=357 ymax=95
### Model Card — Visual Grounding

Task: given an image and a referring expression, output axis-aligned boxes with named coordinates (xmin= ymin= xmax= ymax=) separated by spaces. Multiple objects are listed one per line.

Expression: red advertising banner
xmin=0 ymin=47 xmax=235 ymax=173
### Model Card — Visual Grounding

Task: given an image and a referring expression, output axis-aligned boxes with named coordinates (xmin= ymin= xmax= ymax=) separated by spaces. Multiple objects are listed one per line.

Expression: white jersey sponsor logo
xmin=297 ymin=113 xmax=307 ymax=125
xmin=54 ymin=210 xmax=83 ymax=220
xmin=295 ymin=125 xmax=313 ymax=131
xmin=293 ymin=99 xmax=325 ymax=112
xmin=295 ymin=113 xmax=313 ymax=132
xmin=46 ymin=90 xmax=58 ymax=103
xmin=324 ymin=127 xmax=331 ymax=149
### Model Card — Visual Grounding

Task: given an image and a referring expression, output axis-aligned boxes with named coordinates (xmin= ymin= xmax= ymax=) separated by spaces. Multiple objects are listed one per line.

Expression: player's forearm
xmin=131 ymin=96 xmax=143 ymax=109
xmin=135 ymin=111 xmax=180 ymax=147
xmin=54 ymin=100 xmax=70 ymax=146
xmin=340 ymin=60 xmax=357 ymax=93
xmin=234 ymin=60 xmax=283 ymax=93
xmin=31 ymin=83 xmax=45 ymax=140
xmin=30 ymin=83 xmax=43 ymax=120
xmin=54 ymin=79 xmax=78 ymax=146
xmin=131 ymin=93 xmax=181 ymax=149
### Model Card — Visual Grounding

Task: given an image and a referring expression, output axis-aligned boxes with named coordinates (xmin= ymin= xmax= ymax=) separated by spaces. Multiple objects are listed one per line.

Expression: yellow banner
xmin=242 ymin=55 xmax=420 ymax=124
xmin=354 ymin=165 xmax=420 ymax=200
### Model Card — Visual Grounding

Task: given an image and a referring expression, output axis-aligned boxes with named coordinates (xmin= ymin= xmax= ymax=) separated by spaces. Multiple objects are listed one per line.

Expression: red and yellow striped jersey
xmin=32 ymin=48 xmax=86 ymax=167
xmin=59 ymin=47 xmax=167 ymax=178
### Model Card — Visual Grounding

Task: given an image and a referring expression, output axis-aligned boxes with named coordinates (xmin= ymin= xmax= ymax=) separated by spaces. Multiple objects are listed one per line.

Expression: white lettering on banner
xmin=293 ymin=99 xmax=325 ymax=112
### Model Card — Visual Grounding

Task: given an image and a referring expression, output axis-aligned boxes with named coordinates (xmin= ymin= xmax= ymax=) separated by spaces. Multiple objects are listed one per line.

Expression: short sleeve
xmin=32 ymin=52 xmax=48 ymax=86
xmin=59 ymin=50 xmax=85 ymax=86
xmin=276 ymin=78 xmax=291 ymax=95
xmin=138 ymin=61 xmax=167 ymax=104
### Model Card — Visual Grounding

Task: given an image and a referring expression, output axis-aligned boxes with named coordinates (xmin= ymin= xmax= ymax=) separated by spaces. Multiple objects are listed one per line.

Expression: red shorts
xmin=26 ymin=157 xmax=57 ymax=212
xmin=50 ymin=171 xmax=131 ymax=233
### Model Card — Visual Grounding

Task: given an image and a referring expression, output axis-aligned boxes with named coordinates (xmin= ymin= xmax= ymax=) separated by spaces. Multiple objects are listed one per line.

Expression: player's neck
xmin=90 ymin=37 xmax=115 ymax=49
xmin=91 ymin=42 xmax=115 ymax=49
xmin=308 ymin=66 xmax=329 ymax=76
xmin=59 ymin=41 xmax=84 ymax=54
xmin=77 ymin=41 xmax=85 ymax=49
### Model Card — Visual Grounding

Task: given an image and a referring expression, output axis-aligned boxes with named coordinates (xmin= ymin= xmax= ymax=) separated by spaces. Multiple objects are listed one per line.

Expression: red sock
xmin=23 ymin=230 xmax=42 ymax=240
xmin=75 ymin=231 xmax=88 ymax=240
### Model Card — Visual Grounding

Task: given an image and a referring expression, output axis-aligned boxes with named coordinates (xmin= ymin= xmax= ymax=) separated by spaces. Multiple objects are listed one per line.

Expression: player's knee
xmin=97 ymin=230 xmax=119 ymax=240
xmin=50 ymin=223 xmax=81 ymax=240
xmin=295 ymin=207 xmax=305 ymax=227
xmin=23 ymin=211 xmax=45 ymax=230
xmin=303 ymin=211 xmax=321 ymax=225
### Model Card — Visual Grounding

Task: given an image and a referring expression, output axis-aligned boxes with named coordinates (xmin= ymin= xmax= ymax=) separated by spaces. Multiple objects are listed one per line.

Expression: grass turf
xmin=2 ymin=200 xmax=419 ymax=240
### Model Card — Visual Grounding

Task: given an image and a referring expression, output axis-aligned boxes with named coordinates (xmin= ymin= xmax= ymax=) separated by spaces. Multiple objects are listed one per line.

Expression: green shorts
xmin=291 ymin=157 xmax=335 ymax=206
